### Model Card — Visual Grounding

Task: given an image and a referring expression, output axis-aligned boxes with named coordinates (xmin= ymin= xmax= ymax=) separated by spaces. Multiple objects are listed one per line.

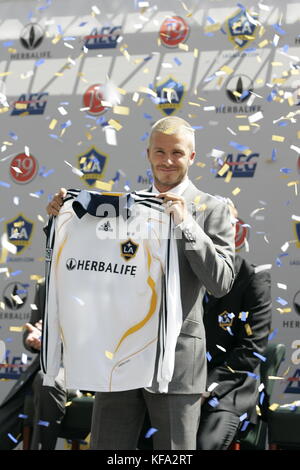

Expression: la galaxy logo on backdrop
xmin=156 ymin=76 xmax=185 ymax=116
xmin=226 ymin=8 xmax=258 ymax=50
xmin=6 ymin=214 xmax=34 ymax=254
xmin=77 ymin=147 xmax=109 ymax=186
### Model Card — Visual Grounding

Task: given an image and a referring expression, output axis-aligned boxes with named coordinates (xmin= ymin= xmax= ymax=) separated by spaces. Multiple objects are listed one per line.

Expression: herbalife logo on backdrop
xmin=215 ymin=74 xmax=262 ymax=114
xmin=20 ymin=23 xmax=44 ymax=49
xmin=10 ymin=22 xmax=51 ymax=60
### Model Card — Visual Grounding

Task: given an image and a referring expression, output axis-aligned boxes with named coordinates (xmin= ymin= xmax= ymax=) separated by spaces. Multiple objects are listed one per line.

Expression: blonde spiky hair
xmin=149 ymin=116 xmax=195 ymax=151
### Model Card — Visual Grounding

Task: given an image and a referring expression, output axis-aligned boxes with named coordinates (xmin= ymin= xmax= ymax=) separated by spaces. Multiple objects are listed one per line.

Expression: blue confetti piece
xmin=271 ymin=149 xmax=277 ymax=161
xmin=229 ymin=141 xmax=248 ymax=151
xmin=208 ymin=397 xmax=219 ymax=408
xmin=206 ymin=351 xmax=212 ymax=361
xmin=273 ymin=24 xmax=286 ymax=35
xmin=145 ymin=427 xmax=158 ymax=438
xmin=33 ymin=189 xmax=44 ymax=197
xmin=278 ymin=121 xmax=288 ymax=127
xmin=259 ymin=391 xmax=265 ymax=405
xmin=5 ymin=338 xmax=13 ymax=343
xmin=253 ymin=352 xmax=266 ymax=362
xmin=239 ymin=412 xmax=248 ymax=422
xmin=143 ymin=113 xmax=152 ymax=120
xmin=207 ymin=16 xmax=216 ymax=24
xmin=279 ymin=253 xmax=288 ymax=258
xmin=112 ymin=171 xmax=121 ymax=182
xmin=280 ymin=168 xmax=292 ymax=174
xmin=18 ymin=413 xmax=28 ymax=419
xmin=220 ymin=27 xmax=227 ymax=35
xmin=244 ymin=47 xmax=257 ymax=53
xmin=0 ymin=181 xmax=11 ymax=188
xmin=35 ymin=58 xmax=45 ymax=67
xmin=240 ymin=420 xmax=250 ymax=432
xmin=192 ymin=126 xmax=204 ymax=130
xmin=38 ymin=420 xmax=50 ymax=427
xmin=7 ymin=433 xmax=18 ymax=443
xmin=42 ymin=169 xmax=55 ymax=178
xmin=140 ymin=132 xmax=149 ymax=142
xmin=8 ymin=131 xmax=18 ymax=140
xmin=276 ymin=297 xmax=288 ymax=306
xmin=63 ymin=37 xmax=76 ymax=41
xmin=10 ymin=270 xmax=22 ymax=277
xmin=204 ymin=32 xmax=215 ymax=37
xmin=282 ymin=44 xmax=289 ymax=53
xmin=240 ymin=312 xmax=248 ymax=321
xmin=210 ymin=168 xmax=217 ymax=175
xmin=247 ymin=372 xmax=259 ymax=379
xmin=16 ymin=289 xmax=27 ymax=294
xmin=173 ymin=57 xmax=182 ymax=66
xmin=240 ymin=90 xmax=250 ymax=100
xmin=61 ymin=120 xmax=72 ymax=129
xmin=268 ymin=328 xmax=278 ymax=341
xmin=57 ymin=25 xmax=63 ymax=35
xmin=49 ymin=134 xmax=60 ymax=140
xmin=204 ymin=74 xmax=215 ymax=83
xmin=237 ymin=3 xmax=246 ymax=11
xmin=143 ymin=55 xmax=152 ymax=62
xmin=3 ymin=41 xmax=14 ymax=47
xmin=79 ymin=22 xmax=88 ymax=27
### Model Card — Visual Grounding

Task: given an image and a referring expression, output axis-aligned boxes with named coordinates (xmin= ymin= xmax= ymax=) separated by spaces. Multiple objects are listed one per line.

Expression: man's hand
xmin=157 ymin=192 xmax=188 ymax=226
xmin=46 ymin=188 xmax=67 ymax=216
xmin=24 ymin=321 xmax=42 ymax=351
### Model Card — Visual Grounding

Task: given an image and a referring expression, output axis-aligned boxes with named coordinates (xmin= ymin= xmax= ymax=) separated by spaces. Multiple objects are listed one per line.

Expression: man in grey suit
xmin=47 ymin=116 xmax=235 ymax=450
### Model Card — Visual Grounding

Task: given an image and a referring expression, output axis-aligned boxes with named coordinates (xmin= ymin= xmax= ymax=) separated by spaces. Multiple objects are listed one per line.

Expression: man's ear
xmin=189 ymin=151 xmax=196 ymax=166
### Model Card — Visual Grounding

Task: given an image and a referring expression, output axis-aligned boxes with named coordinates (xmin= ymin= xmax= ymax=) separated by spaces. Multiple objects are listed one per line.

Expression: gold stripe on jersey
xmin=113 ymin=246 xmax=157 ymax=354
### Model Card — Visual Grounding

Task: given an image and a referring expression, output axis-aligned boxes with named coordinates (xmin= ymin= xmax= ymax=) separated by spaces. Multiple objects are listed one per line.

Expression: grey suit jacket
xmin=149 ymin=181 xmax=235 ymax=394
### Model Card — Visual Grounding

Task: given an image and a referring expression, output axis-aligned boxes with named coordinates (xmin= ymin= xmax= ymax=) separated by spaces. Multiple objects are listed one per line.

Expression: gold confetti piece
xmin=268 ymin=376 xmax=284 ymax=380
xmin=218 ymin=163 xmax=230 ymax=176
xmin=272 ymin=78 xmax=287 ymax=84
xmin=15 ymin=103 xmax=28 ymax=110
xmin=291 ymin=69 xmax=300 ymax=75
xmin=194 ymin=48 xmax=198 ymax=58
xmin=49 ymin=119 xmax=57 ymax=130
xmin=178 ymin=43 xmax=189 ymax=51
xmin=108 ymin=119 xmax=122 ymax=131
xmin=52 ymin=34 xmax=62 ymax=44
xmin=287 ymin=180 xmax=299 ymax=186
xmin=276 ymin=307 xmax=291 ymax=314
xmin=196 ymin=162 xmax=206 ymax=168
xmin=204 ymin=23 xmax=221 ymax=33
xmin=9 ymin=326 xmax=23 ymax=332
xmin=0 ymin=72 xmax=12 ymax=77
xmin=0 ymin=107 xmax=9 ymax=114
xmin=272 ymin=134 xmax=285 ymax=142
xmin=8 ymin=48 xmax=17 ymax=53
xmin=238 ymin=125 xmax=250 ymax=131
xmin=105 ymin=350 xmax=114 ymax=360
xmin=258 ymin=39 xmax=268 ymax=48
xmin=259 ymin=25 xmax=265 ymax=37
xmin=194 ymin=195 xmax=201 ymax=205
xmin=95 ymin=180 xmax=114 ymax=191
xmin=220 ymin=65 xmax=234 ymax=75
xmin=288 ymin=97 xmax=294 ymax=106
xmin=54 ymin=72 xmax=64 ymax=77
xmin=30 ymin=275 xmax=44 ymax=281
xmin=188 ymin=102 xmax=201 ymax=107
xmin=113 ymin=106 xmax=130 ymax=115
xmin=227 ymin=365 xmax=235 ymax=373
xmin=245 ymin=324 xmax=253 ymax=336
xmin=197 ymin=204 xmax=207 ymax=212
xmin=272 ymin=62 xmax=283 ymax=66
xmin=117 ymin=87 xmax=127 ymax=96
xmin=85 ymin=132 xmax=93 ymax=140
xmin=232 ymin=187 xmax=241 ymax=196
xmin=224 ymin=170 xmax=232 ymax=183
xmin=65 ymin=401 xmax=73 ymax=407
xmin=269 ymin=403 xmax=280 ymax=411
xmin=143 ymin=67 xmax=149 ymax=74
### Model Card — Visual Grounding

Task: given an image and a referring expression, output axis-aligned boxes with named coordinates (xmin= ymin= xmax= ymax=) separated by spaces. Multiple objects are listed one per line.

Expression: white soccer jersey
xmin=41 ymin=190 xmax=182 ymax=392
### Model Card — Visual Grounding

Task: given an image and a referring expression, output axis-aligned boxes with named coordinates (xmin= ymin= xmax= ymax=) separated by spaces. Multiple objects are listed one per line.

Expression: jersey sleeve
xmin=157 ymin=217 xmax=183 ymax=393
xmin=40 ymin=215 xmax=62 ymax=386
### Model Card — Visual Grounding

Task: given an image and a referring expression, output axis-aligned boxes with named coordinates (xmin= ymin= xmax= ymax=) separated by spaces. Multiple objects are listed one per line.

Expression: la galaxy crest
xmin=77 ymin=146 xmax=109 ymax=187
xmin=226 ymin=8 xmax=258 ymax=50
xmin=218 ymin=311 xmax=234 ymax=331
xmin=6 ymin=213 xmax=34 ymax=254
xmin=120 ymin=239 xmax=139 ymax=262
xmin=156 ymin=76 xmax=185 ymax=116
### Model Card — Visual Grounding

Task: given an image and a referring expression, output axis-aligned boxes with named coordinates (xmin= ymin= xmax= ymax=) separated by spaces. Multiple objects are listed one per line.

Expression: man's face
xmin=147 ymin=131 xmax=196 ymax=191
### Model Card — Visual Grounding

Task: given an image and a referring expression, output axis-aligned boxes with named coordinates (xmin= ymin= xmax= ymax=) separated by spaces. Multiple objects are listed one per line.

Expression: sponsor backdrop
xmin=0 ymin=0 xmax=299 ymax=408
